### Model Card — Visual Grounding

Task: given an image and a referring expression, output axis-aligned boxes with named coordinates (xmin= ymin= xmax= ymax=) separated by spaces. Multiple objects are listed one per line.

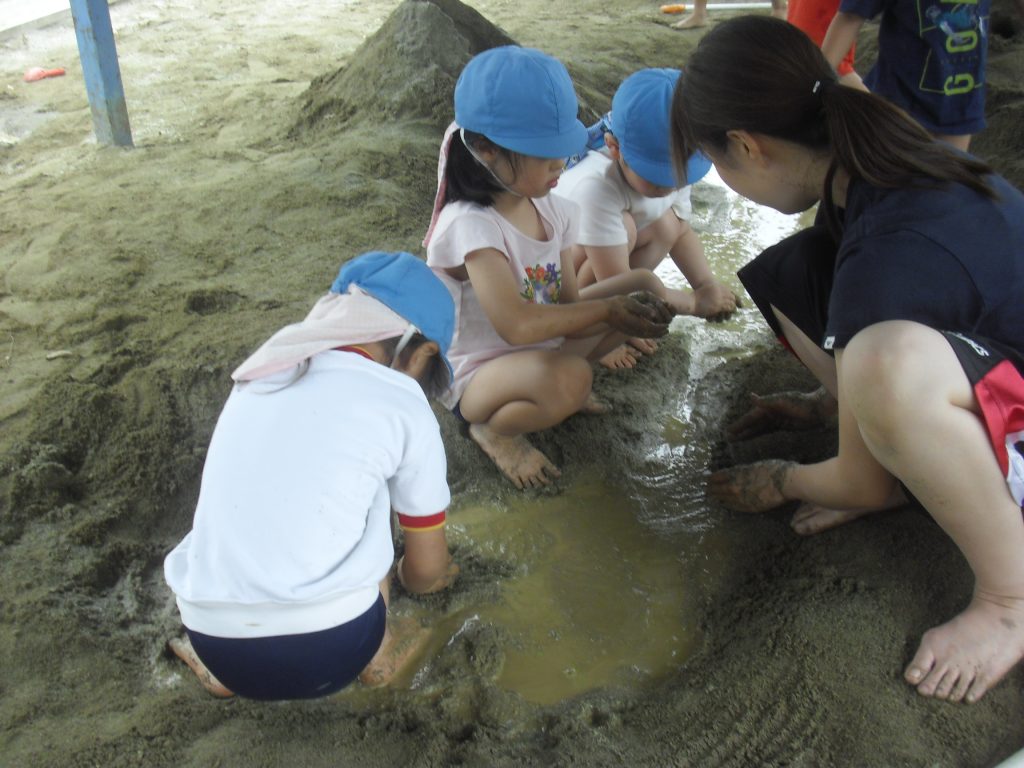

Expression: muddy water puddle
xmin=413 ymin=172 xmax=809 ymax=706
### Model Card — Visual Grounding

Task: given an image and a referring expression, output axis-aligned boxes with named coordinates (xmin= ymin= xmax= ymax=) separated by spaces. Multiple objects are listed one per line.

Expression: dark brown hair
xmin=671 ymin=15 xmax=996 ymax=218
xmin=444 ymin=129 xmax=525 ymax=208
xmin=381 ymin=333 xmax=449 ymax=400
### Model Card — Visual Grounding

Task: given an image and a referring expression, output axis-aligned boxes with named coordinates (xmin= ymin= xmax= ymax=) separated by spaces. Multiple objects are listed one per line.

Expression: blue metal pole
xmin=69 ymin=0 xmax=133 ymax=147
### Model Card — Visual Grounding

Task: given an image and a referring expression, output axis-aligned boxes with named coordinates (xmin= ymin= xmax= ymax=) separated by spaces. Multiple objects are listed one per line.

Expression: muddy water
xmin=412 ymin=174 xmax=812 ymax=706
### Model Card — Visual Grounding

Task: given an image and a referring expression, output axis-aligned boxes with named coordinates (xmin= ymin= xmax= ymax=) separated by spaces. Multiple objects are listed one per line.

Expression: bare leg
xmin=167 ymin=636 xmax=234 ymax=698
xmin=844 ymin=322 xmax=1024 ymax=703
xmin=671 ymin=7 xmax=709 ymax=28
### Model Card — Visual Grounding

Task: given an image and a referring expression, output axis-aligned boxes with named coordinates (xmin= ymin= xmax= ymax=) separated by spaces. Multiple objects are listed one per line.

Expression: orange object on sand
xmin=24 ymin=67 xmax=66 ymax=83
xmin=660 ymin=3 xmax=687 ymax=12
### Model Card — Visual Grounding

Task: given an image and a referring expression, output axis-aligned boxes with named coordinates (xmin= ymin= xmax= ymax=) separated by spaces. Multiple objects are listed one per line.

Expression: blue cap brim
xmin=626 ymin=147 xmax=712 ymax=189
xmin=488 ymin=120 xmax=589 ymax=159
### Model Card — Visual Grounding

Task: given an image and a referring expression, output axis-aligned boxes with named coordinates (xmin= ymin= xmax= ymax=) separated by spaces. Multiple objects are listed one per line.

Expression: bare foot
xmin=904 ymin=592 xmax=1024 ymax=703
xmin=790 ymin=503 xmax=884 ymax=535
xmin=671 ymin=10 xmax=708 ymax=28
xmin=167 ymin=636 xmax=234 ymax=698
xmin=599 ymin=344 xmax=639 ymax=370
xmin=579 ymin=391 xmax=611 ymax=415
xmin=359 ymin=617 xmax=430 ymax=688
xmin=629 ymin=337 xmax=658 ymax=356
xmin=708 ymin=460 xmax=794 ymax=513
xmin=790 ymin=486 xmax=907 ymax=535
xmin=726 ymin=387 xmax=837 ymax=442
xmin=469 ymin=423 xmax=561 ymax=489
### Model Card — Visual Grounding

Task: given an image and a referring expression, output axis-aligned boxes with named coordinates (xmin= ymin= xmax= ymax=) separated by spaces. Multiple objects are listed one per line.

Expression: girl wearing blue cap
xmin=164 ymin=252 xmax=459 ymax=699
xmin=555 ymin=67 xmax=741 ymax=369
xmin=423 ymin=46 xmax=675 ymax=490
xmin=673 ymin=16 xmax=1024 ymax=704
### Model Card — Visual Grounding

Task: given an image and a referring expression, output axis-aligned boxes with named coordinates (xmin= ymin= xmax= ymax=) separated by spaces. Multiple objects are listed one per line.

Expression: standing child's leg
xmin=843 ymin=322 xmax=1024 ymax=703
xmin=671 ymin=0 xmax=710 ymax=29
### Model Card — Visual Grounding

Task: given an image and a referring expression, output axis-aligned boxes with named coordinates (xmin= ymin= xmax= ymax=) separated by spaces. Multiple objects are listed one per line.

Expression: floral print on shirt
xmin=521 ymin=262 xmax=561 ymax=304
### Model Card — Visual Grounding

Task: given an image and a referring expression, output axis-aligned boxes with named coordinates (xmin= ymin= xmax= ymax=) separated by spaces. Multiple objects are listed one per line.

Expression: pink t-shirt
xmin=426 ymin=194 xmax=580 ymax=409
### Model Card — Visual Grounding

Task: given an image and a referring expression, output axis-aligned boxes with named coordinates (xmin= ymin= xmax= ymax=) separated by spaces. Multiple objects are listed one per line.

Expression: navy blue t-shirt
xmin=825 ymin=173 xmax=1024 ymax=357
xmin=840 ymin=0 xmax=990 ymax=134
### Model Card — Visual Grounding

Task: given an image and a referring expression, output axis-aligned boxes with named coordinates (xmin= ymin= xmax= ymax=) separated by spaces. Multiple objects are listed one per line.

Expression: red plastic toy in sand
xmin=24 ymin=67 xmax=66 ymax=83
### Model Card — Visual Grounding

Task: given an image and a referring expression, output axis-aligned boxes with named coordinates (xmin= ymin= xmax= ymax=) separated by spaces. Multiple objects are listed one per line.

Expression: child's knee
xmin=549 ymin=356 xmax=593 ymax=410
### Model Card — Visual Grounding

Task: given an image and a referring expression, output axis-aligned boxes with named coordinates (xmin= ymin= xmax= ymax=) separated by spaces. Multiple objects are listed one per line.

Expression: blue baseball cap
xmin=331 ymin=251 xmax=455 ymax=381
xmin=454 ymin=46 xmax=588 ymax=159
xmin=610 ymin=68 xmax=712 ymax=188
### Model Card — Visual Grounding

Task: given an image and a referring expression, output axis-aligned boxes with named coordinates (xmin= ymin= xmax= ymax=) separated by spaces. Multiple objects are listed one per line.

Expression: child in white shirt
xmin=555 ymin=68 xmax=740 ymax=368
xmin=164 ymin=251 xmax=458 ymax=699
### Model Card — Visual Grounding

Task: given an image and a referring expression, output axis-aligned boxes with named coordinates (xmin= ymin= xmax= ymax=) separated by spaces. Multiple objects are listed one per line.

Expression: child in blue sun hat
xmin=164 ymin=251 xmax=459 ymax=700
xmin=422 ymin=45 xmax=675 ymax=490
xmin=555 ymin=67 xmax=741 ymax=369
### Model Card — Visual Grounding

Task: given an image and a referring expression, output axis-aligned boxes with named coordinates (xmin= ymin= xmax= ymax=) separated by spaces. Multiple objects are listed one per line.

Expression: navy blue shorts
xmin=737 ymin=224 xmax=837 ymax=357
xmin=186 ymin=593 xmax=386 ymax=701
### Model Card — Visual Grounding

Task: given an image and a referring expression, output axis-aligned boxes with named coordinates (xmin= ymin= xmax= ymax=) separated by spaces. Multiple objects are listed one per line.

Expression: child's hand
xmin=607 ymin=292 xmax=675 ymax=337
xmin=398 ymin=554 xmax=459 ymax=594
xmin=693 ymin=280 xmax=742 ymax=322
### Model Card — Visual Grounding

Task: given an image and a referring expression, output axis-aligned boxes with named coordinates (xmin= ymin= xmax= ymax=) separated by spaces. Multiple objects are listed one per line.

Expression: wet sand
xmin=1 ymin=0 xmax=1023 ymax=765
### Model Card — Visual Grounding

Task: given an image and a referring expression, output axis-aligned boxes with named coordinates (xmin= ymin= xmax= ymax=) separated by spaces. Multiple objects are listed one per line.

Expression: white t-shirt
xmin=426 ymin=194 xmax=580 ymax=409
xmin=553 ymin=149 xmax=693 ymax=247
xmin=164 ymin=350 xmax=450 ymax=638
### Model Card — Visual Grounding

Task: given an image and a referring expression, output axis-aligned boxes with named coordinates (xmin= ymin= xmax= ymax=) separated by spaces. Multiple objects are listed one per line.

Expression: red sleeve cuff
xmin=397 ymin=509 xmax=446 ymax=532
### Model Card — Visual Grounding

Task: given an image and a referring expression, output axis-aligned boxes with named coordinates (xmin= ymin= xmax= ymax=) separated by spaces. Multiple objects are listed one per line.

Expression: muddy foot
xmin=904 ymin=593 xmax=1024 ymax=703
xmin=469 ymin=423 xmax=561 ymax=489
xmin=359 ymin=617 xmax=430 ymax=688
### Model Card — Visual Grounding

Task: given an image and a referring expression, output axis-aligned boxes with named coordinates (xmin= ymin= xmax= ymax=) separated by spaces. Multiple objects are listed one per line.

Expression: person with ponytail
xmin=672 ymin=16 xmax=1024 ymax=704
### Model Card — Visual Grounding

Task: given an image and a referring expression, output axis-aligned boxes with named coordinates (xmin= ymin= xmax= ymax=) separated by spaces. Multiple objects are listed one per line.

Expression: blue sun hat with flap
xmin=332 ymin=251 xmax=455 ymax=380
xmin=454 ymin=45 xmax=589 ymax=159
xmin=610 ymin=68 xmax=712 ymax=188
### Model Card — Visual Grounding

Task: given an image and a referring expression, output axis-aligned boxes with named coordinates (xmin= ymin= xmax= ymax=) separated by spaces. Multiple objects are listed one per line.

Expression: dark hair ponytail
xmin=671 ymin=16 xmax=996 ymax=209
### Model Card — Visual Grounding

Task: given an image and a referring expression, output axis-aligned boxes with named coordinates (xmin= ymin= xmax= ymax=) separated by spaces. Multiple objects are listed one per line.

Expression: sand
xmin=1 ymin=0 xmax=1023 ymax=765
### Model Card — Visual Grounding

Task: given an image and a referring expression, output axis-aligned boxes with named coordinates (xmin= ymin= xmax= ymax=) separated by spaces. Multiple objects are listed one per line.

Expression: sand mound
xmin=291 ymin=0 xmax=516 ymax=137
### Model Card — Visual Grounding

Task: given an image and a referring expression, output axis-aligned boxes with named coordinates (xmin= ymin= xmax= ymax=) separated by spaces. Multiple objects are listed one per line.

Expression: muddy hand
xmin=726 ymin=389 xmax=836 ymax=442
xmin=693 ymin=281 xmax=742 ymax=323
xmin=708 ymin=459 xmax=794 ymax=513
xmin=608 ymin=291 xmax=674 ymax=337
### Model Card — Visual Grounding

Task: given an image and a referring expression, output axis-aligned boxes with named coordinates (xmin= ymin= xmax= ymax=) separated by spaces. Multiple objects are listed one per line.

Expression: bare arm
xmin=821 ymin=11 xmax=866 ymax=73
xmin=668 ymin=220 xmax=740 ymax=320
xmin=398 ymin=527 xmax=457 ymax=595
xmin=783 ymin=349 xmax=898 ymax=508
xmin=465 ymin=247 xmax=672 ymax=345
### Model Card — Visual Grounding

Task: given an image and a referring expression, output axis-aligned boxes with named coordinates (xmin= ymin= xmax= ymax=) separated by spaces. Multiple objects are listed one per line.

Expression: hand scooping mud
xmin=606 ymin=291 xmax=675 ymax=338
